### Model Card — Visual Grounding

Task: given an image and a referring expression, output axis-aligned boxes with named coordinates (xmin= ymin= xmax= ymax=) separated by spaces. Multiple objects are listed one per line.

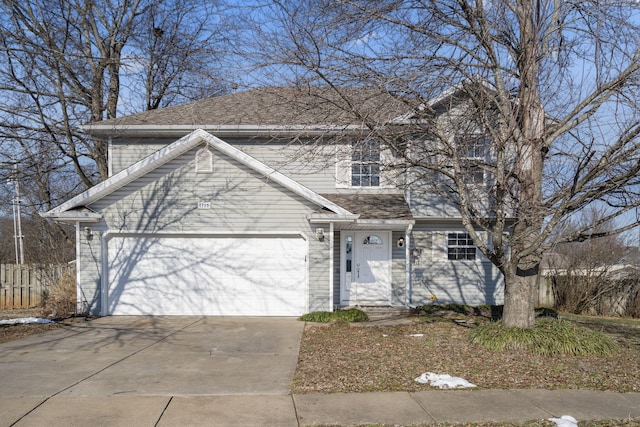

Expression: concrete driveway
xmin=0 ymin=316 xmax=304 ymax=426
xmin=0 ymin=316 xmax=303 ymax=398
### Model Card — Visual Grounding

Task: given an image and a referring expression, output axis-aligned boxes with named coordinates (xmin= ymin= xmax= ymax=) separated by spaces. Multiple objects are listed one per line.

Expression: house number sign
xmin=197 ymin=202 xmax=211 ymax=209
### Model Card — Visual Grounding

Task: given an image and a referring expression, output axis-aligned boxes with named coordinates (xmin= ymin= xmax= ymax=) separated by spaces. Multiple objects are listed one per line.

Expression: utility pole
xmin=11 ymin=164 xmax=24 ymax=264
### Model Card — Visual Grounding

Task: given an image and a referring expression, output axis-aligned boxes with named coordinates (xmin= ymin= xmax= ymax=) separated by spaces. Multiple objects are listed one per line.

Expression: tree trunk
xmin=500 ymin=1 xmax=547 ymax=328
xmin=502 ymin=262 xmax=538 ymax=328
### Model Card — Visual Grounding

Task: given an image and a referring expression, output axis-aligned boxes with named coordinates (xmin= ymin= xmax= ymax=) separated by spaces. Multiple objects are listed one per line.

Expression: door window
xmin=346 ymin=236 xmax=353 ymax=273
xmin=363 ymin=235 xmax=383 ymax=245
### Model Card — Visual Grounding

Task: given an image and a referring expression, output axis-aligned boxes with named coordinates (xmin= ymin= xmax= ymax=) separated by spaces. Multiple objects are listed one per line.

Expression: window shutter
xmin=476 ymin=231 xmax=491 ymax=260
xmin=432 ymin=232 xmax=448 ymax=261
xmin=335 ymin=145 xmax=351 ymax=188
xmin=379 ymin=148 xmax=391 ymax=187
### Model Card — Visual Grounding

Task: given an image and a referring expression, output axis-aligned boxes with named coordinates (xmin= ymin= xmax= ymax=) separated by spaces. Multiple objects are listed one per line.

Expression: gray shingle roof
xmin=321 ymin=193 xmax=413 ymax=220
xmin=89 ymin=86 xmax=414 ymax=129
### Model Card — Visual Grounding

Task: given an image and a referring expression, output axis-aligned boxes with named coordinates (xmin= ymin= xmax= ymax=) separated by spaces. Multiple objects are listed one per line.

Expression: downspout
xmin=101 ymin=231 xmax=110 ymax=317
xmin=107 ymin=136 xmax=113 ymax=177
xmin=75 ymin=222 xmax=83 ymax=313
xmin=329 ymin=222 xmax=335 ymax=311
xmin=405 ymin=223 xmax=413 ymax=306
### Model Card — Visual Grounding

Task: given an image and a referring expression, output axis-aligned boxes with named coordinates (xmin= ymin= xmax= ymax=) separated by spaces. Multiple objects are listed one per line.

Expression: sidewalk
xmin=3 ymin=389 xmax=640 ymax=426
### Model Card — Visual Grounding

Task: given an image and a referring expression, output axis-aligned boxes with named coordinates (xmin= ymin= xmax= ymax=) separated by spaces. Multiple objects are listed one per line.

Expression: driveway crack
xmin=50 ymin=317 xmax=205 ymax=398
xmin=291 ymin=394 xmax=301 ymax=427
xmin=154 ymin=396 xmax=173 ymax=426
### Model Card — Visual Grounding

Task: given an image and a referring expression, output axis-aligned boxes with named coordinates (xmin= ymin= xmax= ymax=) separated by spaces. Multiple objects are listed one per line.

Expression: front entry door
xmin=346 ymin=231 xmax=391 ymax=303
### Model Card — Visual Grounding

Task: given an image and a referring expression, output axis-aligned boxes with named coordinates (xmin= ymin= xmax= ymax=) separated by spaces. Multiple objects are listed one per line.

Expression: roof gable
xmin=43 ymin=129 xmax=355 ymax=219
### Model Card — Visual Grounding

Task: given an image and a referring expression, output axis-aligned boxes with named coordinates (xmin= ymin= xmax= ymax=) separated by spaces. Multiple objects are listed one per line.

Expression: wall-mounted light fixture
xmin=315 ymin=227 xmax=325 ymax=241
xmin=83 ymin=227 xmax=93 ymax=240
xmin=397 ymin=237 xmax=405 ymax=248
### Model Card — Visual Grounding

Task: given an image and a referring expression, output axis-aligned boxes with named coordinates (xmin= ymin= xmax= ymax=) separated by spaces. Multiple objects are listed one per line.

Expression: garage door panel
xmin=107 ymin=236 xmax=307 ymax=316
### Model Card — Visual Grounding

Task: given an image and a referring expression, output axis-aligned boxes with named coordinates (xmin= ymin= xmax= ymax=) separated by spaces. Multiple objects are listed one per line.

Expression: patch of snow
xmin=549 ymin=416 xmax=578 ymax=427
xmin=0 ymin=317 xmax=54 ymax=325
xmin=415 ymin=372 xmax=477 ymax=389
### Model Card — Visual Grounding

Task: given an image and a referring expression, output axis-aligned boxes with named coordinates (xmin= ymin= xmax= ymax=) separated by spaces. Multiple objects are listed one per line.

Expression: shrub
xmin=42 ymin=272 xmax=76 ymax=318
xmin=469 ymin=318 xmax=618 ymax=356
xmin=299 ymin=308 xmax=369 ymax=323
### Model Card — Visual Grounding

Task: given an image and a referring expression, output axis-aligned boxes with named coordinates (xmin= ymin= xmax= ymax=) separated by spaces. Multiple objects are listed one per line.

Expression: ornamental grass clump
xmin=298 ymin=308 xmax=369 ymax=323
xmin=469 ymin=318 xmax=618 ymax=356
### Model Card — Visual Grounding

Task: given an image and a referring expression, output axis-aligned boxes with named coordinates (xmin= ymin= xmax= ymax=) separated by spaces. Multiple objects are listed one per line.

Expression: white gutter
xmin=82 ymin=124 xmax=369 ymax=138
xmin=355 ymin=219 xmax=415 ymax=226
xmin=40 ymin=211 xmax=102 ymax=223
xmin=308 ymin=214 xmax=359 ymax=223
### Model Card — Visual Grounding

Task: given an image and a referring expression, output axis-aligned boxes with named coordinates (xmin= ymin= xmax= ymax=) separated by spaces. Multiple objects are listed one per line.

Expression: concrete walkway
xmin=2 ymin=389 xmax=639 ymax=426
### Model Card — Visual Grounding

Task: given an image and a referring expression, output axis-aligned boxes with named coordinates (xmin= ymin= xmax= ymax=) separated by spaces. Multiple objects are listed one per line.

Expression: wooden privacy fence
xmin=0 ymin=264 xmax=73 ymax=309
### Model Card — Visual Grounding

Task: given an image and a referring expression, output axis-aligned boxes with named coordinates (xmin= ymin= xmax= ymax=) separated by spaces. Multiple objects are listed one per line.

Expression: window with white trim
xmin=447 ymin=232 xmax=476 ymax=260
xmin=351 ymin=140 xmax=381 ymax=187
xmin=457 ymin=135 xmax=489 ymax=185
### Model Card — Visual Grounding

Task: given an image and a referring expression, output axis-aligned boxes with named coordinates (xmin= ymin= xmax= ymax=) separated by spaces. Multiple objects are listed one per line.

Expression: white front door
xmin=342 ymin=231 xmax=391 ymax=304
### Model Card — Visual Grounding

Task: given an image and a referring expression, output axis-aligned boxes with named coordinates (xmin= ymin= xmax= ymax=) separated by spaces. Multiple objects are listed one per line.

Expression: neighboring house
xmin=43 ymin=86 xmax=504 ymax=316
xmin=538 ymin=246 xmax=640 ymax=308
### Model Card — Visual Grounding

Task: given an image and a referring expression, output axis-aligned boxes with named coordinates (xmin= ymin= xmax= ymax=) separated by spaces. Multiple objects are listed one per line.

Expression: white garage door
xmin=106 ymin=235 xmax=307 ymax=316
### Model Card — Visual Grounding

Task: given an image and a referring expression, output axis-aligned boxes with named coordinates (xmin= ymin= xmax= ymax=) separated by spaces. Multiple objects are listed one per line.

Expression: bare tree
xmin=550 ymin=208 xmax=629 ymax=315
xmin=245 ymin=0 xmax=640 ymax=327
xmin=131 ymin=1 xmax=231 ymax=111
xmin=0 ymin=0 xmax=231 ymax=262
xmin=0 ymin=0 xmax=229 ymax=189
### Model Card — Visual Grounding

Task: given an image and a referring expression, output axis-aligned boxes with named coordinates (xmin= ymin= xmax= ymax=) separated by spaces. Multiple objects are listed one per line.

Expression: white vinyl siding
xmin=335 ymin=144 xmax=351 ymax=188
xmin=78 ymin=145 xmax=333 ymax=316
xmin=111 ymin=138 xmax=339 ymax=193
xmin=410 ymin=225 xmax=503 ymax=306
xmin=95 ymin=146 xmax=318 ymax=232
xmin=76 ymin=220 xmax=107 ymax=315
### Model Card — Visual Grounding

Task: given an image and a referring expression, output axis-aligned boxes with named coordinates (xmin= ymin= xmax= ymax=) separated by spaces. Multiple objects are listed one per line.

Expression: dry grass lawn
xmin=292 ymin=312 xmax=640 ymax=394
xmin=0 ymin=308 xmax=61 ymax=344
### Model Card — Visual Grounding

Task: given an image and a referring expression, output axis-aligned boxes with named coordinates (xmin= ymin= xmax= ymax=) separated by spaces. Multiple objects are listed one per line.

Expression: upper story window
xmin=447 ymin=232 xmax=476 ymax=260
xmin=351 ymin=140 xmax=380 ymax=187
xmin=456 ymin=135 xmax=489 ymax=185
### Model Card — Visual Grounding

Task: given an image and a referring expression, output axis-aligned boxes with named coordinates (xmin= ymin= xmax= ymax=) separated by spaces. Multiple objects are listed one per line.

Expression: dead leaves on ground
xmin=292 ymin=320 xmax=640 ymax=394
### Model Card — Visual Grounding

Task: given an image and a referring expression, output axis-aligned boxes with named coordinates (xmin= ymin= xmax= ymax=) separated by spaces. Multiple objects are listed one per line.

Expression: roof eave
xmin=81 ymin=124 xmax=371 ymax=138
xmin=39 ymin=210 xmax=102 ymax=223
xmin=355 ymin=219 xmax=415 ymax=225
xmin=308 ymin=213 xmax=361 ymax=223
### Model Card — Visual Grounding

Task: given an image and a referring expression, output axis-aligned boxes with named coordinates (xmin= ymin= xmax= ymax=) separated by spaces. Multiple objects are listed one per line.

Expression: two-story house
xmin=43 ymin=86 xmax=504 ymax=316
